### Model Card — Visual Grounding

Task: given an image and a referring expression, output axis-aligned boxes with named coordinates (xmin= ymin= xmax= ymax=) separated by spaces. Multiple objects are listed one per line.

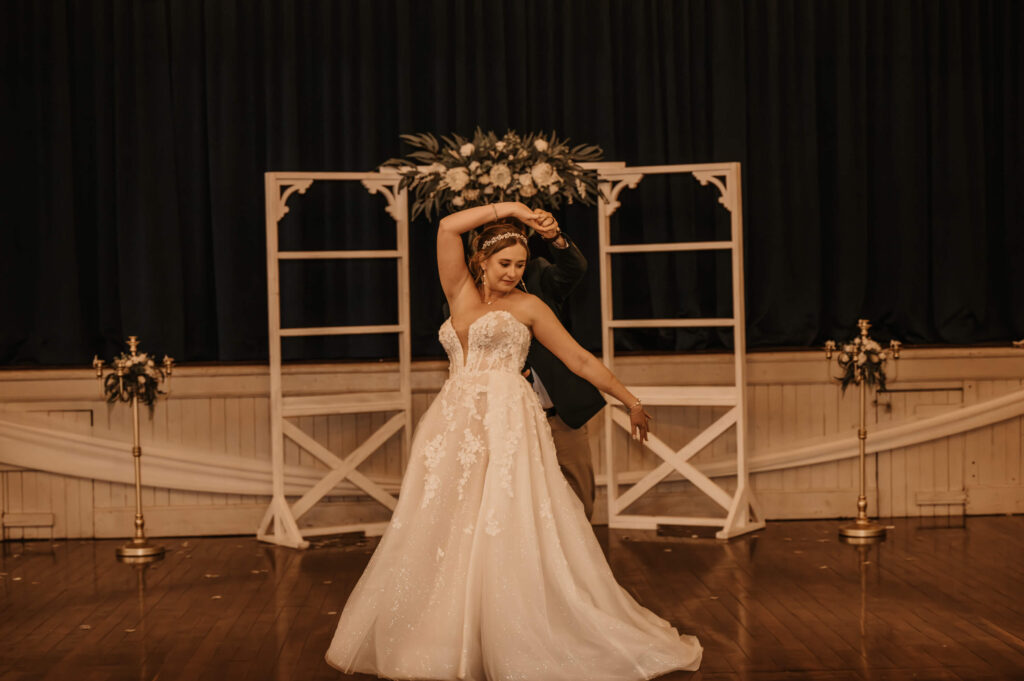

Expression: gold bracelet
xmin=628 ymin=399 xmax=642 ymax=411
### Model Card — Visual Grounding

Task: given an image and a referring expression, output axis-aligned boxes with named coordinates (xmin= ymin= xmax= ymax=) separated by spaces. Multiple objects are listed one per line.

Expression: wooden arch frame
xmin=258 ymin=170 xmax=410 ymax=549
xmin=593 ymin=162 xmax=764 ymax=539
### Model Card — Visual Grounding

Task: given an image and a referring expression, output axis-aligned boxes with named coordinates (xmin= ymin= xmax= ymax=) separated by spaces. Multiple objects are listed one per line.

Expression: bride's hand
xmin=629 ymin=405 xmax=652 ymax=442
xmin=507 ymin=202 xmax=542 ymax=226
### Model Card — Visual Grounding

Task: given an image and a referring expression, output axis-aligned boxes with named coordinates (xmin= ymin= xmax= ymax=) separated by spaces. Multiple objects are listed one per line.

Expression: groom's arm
xmin=538 ymin=234 xmax=587 ymax=304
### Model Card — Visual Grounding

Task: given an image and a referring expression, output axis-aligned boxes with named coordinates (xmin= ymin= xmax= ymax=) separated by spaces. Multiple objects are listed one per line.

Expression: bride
xmin=326 ymin=202 xmax=702 ymax=680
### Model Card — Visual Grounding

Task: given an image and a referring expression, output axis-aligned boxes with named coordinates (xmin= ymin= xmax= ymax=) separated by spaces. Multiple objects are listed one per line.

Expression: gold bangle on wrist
xmin=628 ymin=399 xmax=642 ymax=411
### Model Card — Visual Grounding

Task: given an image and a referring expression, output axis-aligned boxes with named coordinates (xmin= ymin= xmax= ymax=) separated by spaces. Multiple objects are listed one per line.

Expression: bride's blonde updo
xmin=468 ymin=220 xmax=531 ymax=282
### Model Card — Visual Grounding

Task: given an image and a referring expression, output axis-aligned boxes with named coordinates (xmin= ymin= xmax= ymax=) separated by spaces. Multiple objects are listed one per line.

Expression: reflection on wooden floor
xmin=1 ymin=517 xmax=1023 ymax=681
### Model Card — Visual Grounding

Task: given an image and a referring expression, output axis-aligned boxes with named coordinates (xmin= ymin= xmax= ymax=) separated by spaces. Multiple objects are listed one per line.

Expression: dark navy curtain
xmin=2 ymin=0 xmax=1021 ymax=365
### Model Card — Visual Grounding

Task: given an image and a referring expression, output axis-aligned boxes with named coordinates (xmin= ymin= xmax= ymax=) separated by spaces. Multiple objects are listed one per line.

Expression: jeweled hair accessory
xmin=479 ymin=231 xmax=528 ymax=251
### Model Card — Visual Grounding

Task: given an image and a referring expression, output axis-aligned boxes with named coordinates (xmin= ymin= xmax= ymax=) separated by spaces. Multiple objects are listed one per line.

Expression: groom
xmin=525 ymin=211 xmax=605 ymax=520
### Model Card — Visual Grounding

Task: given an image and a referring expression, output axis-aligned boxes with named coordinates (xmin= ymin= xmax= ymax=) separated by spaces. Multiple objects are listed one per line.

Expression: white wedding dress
xmin=325 ymin=310 xmax=702 ymax=680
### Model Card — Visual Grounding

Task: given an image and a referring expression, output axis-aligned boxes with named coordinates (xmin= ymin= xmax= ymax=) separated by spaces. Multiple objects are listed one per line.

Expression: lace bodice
xmin=439 ymin=310 xmax=531 ymax=377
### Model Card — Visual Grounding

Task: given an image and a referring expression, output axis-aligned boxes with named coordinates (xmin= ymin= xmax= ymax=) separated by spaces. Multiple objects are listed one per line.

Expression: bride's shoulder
xmin=507 ymin=291 xmax=547 ymax=321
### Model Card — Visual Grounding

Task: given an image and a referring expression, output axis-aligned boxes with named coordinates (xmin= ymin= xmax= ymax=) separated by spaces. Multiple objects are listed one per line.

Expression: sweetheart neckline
xmin=443 ymin=309 xmax=530 ymax=368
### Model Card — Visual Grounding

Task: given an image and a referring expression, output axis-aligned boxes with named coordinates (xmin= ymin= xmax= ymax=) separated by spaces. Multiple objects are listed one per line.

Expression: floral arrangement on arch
xmin=834 ymin=336 xmax=893 ymax=393
xmin=102 ymin=352 xmax=168 ymax=408
xmin=382 ymin=129 xmax=604 ymax=220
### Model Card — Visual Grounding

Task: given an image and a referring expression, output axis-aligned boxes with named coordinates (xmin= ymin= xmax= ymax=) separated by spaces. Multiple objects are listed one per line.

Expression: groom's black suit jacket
xmin=524 ymin=235 xmax=606 ymax=429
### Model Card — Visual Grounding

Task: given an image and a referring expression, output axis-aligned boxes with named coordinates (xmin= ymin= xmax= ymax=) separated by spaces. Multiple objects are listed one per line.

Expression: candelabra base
xmin=839 ymin=533 xmax=886 ymax=547
xmin=116 ymin=539 xmax=165 ymax=560
xmin=839 ymin=519 xmax=887 ymax=539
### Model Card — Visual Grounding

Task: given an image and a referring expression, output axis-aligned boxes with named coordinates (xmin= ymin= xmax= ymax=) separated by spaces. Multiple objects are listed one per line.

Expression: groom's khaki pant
xmin=547 ymin=415 xmax=595 ymax=520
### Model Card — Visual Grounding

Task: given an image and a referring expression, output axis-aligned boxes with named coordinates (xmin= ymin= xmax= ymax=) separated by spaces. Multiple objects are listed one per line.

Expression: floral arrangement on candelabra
xmin=100 ymin=350 xmax=172 ymax=410
xmin=831 ymin=334 xmax=899 ymax=394
xmin=92 ymin=336 xmax=173 ymax=560
xmin=381 ymin=128 xmax=604 ymax=220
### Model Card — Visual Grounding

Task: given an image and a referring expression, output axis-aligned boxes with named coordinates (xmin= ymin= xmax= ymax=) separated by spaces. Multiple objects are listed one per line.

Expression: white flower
xmin=533 ymin=138 xmax=549 ymax=152
xmin=468 ymin=160 xmax=480 ymax=172
xmin=460 ymin=142 xmax=475 ymax=157
xmin=483 ymin=185 xmax=495 ymax=194
xmin=839 ymin=352 xmax=850 ymax=363
xmin=452 ymin=195 xmax=465 ymax=207
xmin=445 ymin=167 xmax=470 ymax=191
xmin=495 ymin=141 xmax=506 ymax=152
xmin=478 ymin=172 xmax=491 ymax=185
xmin=517 ymin=173 xmax=534 ymax=187
xmin=489 ymin=164 xmax=512 ymax=188
xmin=843 ymin=344 xmax=854 ymax=353
xmin=462 ymin=188 xmax=480 ymax=201
xmin=428 ymin=162 xmax=446 ymax=174
xmin=856 ymin=352 xmax=867 ymax=366
xmin=518 ymin=183 xmax=537 ymax=198
xmin=866 ymin=340 xmax=881 ymax=352
xmin=530 ymin=162 xmax=555 ymax=186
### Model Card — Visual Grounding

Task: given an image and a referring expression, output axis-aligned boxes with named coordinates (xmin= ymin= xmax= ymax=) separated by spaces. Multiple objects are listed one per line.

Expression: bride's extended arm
xmin=525 ymin=298 xmax=653 ymax=441
xmin=436 ymin=202 xmax=540 ymax=302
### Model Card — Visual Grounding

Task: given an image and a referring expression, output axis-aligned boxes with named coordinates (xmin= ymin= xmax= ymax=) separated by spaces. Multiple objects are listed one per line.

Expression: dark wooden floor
xmin=1 ymin=516 xmax=1023 ymax=681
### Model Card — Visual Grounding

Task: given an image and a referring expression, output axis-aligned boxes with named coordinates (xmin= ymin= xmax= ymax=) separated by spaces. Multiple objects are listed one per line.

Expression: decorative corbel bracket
xmin=273 ymin=179 xmax=314 ymax=223
xmin=598 ymin=173 xmax=644 ymax=217
xmin=362 ymin=173 xmax=404 ymax=223
xmin=692 ymin=170 xmax=737 ymax=214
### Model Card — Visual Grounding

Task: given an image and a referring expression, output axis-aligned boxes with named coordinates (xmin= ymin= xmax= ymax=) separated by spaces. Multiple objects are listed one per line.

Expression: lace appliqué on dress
xmin=456 ymin=429 xmax=484 ymax=500
xmin=420 ymin=433 xmax=446 ymax=509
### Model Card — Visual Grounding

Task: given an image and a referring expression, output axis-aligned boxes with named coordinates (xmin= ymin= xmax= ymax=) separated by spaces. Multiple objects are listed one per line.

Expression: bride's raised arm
xmin=436 ymin=202 xmax=540 ymax=304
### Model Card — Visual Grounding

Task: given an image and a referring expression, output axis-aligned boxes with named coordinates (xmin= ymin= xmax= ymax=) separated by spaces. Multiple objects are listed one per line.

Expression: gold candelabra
xmin=92 ymin=336 xmax=174 ymax=560
xmin=825 ymin=319 xmax=900 ymax=539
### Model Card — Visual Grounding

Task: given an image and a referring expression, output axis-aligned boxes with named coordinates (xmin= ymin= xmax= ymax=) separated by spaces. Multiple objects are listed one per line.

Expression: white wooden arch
xmin=592 ymin=162 xmax=765 ymax=539
xmin=258 ymin=170 xmax=410 ymax=549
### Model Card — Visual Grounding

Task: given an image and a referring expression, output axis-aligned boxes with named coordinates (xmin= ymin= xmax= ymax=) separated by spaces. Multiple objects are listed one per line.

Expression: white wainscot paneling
xmin=1 ymin=348 xmax=1022 ymax=539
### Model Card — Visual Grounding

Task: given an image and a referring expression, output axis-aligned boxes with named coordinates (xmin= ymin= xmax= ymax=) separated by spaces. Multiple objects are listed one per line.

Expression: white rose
xmin=495 ymin=141 xmax=506 ymax=152
xmin=839 ymin=352 xmax=850 ymax=363
xmin=428 ymin=162 xmax=446 ymax=174
xmin=531 ymin=162 xmax=555 ymax=186
xmin=452 ymin=195 xmax=465 ymax=207
xmin=548 ymin=184 xmax=558 ymax=195
xmin=463 ymin=188 xmax=480 ymax=201
xmin=468 ymin=160 xmax=480 ymax=171
xmin=483 ymin=185 xmax=495 ymax=194
xmin=518 ymin=183 xmax=538 ymax=198
xmin=478 ymin=172 xmax=491 ymax=185
xmin=517 ymin=173 xmax=534 ymax=187
xmin=445 ymin=167 xmax=470 ymax=191
xmin=489 ymin=164 xmax=512 ymax=188
xmin=533 ymin=138 xmax=549 ymax=152
xmin=460 ymin=142 xmax=475 ymax=156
